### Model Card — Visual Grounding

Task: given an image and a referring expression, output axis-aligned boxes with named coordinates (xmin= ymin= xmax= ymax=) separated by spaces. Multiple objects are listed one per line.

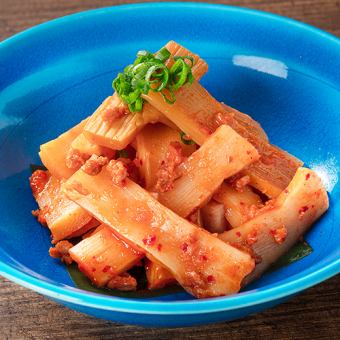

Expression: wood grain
xmin=1 ymin=275 xmax=339 ymax=339
xmin=0 ymin=0 xmax=339 ymax=40
xmin=0 ymin=0 xmax=339 ymax=338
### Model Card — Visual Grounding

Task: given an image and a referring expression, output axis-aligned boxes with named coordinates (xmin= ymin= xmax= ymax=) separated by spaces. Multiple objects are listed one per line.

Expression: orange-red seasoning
xmin=31 ymin=207 xmax=48 ymax=226
xmin=298 ymin=206 xmax=309 ymax=219
xmin=142 ymin=234 xmax=157 ymax=246
xmin=207 ymin=275 xmax=215 ymax=283
xmin=155 ymin=141 xmax=185 ymax=193
xmin=246 ymin=229 xmax=258 ymax=245
xmin=29 ymin=170 xmax=49 ymax=197
xmin=107 ymin=159 xmax=128 ymax=187
xmin=102 ymin=265 xmax=112 ymax=273
xmin=270 ymin=226 xmax=288 ymax=244
xmin=181 ymin=242 xmax=189 ymax=252
xmin=81 ymin=155 xmax=108 ymax=176
xmin=200 ymin=254 xmax=208 ymax=261
xmin=102 ymin=103 xmax=127 ymax=122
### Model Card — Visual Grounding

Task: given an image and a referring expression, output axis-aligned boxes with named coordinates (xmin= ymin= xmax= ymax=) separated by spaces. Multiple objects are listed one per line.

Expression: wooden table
xmin=1 ymin=1 xmax=339 ymax=338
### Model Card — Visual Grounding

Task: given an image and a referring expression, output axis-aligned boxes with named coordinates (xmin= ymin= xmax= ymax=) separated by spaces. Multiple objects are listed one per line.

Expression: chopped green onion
xmin=180 ymin=132 xmax=195 ymax=145
xmin=169 ymin=59 xmax=188 ymax=90
xmin=155 ymin=47 xmax=171 ymax=62
xmin=174 ymin=55 xmax=195 ymax=67
xmin=112 ymin=48 xmax=195 ymax=112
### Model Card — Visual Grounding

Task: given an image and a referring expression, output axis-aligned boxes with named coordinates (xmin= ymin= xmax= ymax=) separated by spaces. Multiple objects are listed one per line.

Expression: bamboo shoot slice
xmin=143 ymin=81 xmax=221 ymax=145
xmin=83 ymin=96 xmax=145 ymax=150
xmin=135 ymin=123 xmax=196 ymax=189
xmin=67 ymin=219 xmax=99 ymax=239
xmin=221 ymin=103 xmax=268 ymax=142
xmin=36 ymin=175 xmax=96 ymax=241
xmin=164 ymin=40 xmax=208 ymax=80
xmin=71 ymin=133 xmax=115 ymax=159
xmin=214 ymin=183 xmax=263 ymax=228
xmin=62 ymin=167 xmax=255 ymax=298
xmin=242 ymin=145 xmax=303 ymax=198
xmin=39 ymin=119 xmax=87 ymax=179
xmin=200 ymin=200 xmax=228 ymax=234
xmin=158 ymin=124 xmax=259 ymax=218
xmin=70 ymin=225 xmax=143 ymax=287
xmin=219 ymin=167 xmax=329 ymax=284
xmin=145 ymin=259 xmax=176 ymax=290
xmin=219 ymin=105 xmax=302 ymax=197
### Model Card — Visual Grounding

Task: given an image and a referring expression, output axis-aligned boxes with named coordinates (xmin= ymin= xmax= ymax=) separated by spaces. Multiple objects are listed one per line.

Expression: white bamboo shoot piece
xmin=39 ymin=119 xmax=87 ymax=179
xmin=71 ymin=133 xmax=115 ymax=159
xmin=143 ymin=81 xmax=222 ymax=145
xmin=242 ymin=144 xmax=303 ymax=198
xmin=219 ymin=167 xmax=329 ymax=284
xmin=200 ymin=200 xmax=228 ymax=233
xmin=84 ymin=96 xmax=171 ymax=150
xmin=145 ymin=259 xmax=176 ymax=290
xmin=36 ymin=175 xmax=97 ymax=241
xmin=221 ymin=103 xmax=268 ymax=142
xmin=62 ymin=167 xmax=255 ymax=298
xmin=214 ymin=183 xmax=263 ymax=228
xmin=135 ymin=123 xmax=196 ymax=189
xmin=219 ymin=105 xmax=302 ymax=197
xmin=158 ymin=125 xmax=259 ymax=217
xmin=70 ymin=225 xmax=143 ymax=287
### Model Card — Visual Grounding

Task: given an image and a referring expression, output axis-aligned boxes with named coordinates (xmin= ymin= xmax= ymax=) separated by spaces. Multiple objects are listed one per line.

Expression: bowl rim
xmin=0 ymin=2 xmax=339 ymax=315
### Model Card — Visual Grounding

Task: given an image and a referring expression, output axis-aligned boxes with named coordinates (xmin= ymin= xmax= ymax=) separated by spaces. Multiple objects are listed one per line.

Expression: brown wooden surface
xmin=0 ymin=0 xmax=339 ymax=339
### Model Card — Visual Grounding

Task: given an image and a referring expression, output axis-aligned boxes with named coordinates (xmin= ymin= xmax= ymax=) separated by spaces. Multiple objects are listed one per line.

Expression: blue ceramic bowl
xmin=0 ymin=3 xmax=339 ymax=327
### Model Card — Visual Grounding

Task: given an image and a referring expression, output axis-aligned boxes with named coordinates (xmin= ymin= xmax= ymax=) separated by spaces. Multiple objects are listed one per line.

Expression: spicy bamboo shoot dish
xmin=30 ymin=41 xmax=329 ymax=299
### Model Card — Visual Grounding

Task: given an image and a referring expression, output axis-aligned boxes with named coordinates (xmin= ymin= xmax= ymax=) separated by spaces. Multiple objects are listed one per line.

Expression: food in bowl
xmin=29 ymin=41 xmax=328 ymax=298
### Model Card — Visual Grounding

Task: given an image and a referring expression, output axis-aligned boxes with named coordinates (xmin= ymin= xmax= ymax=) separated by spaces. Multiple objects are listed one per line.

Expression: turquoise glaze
xmin=0 ymin=3 xmax=339 ymax=327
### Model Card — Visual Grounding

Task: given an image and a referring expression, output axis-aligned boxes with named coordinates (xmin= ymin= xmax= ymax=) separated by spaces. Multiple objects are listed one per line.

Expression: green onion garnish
xmin=112 ymin=47 xmax=195 ymax=113
xmin=180 ymin=132 xmax=195 ymax=145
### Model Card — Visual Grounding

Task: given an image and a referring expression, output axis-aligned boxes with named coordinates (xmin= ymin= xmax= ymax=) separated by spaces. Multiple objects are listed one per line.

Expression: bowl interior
xmin=0 ymin=4 xmax=339 ymax=303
